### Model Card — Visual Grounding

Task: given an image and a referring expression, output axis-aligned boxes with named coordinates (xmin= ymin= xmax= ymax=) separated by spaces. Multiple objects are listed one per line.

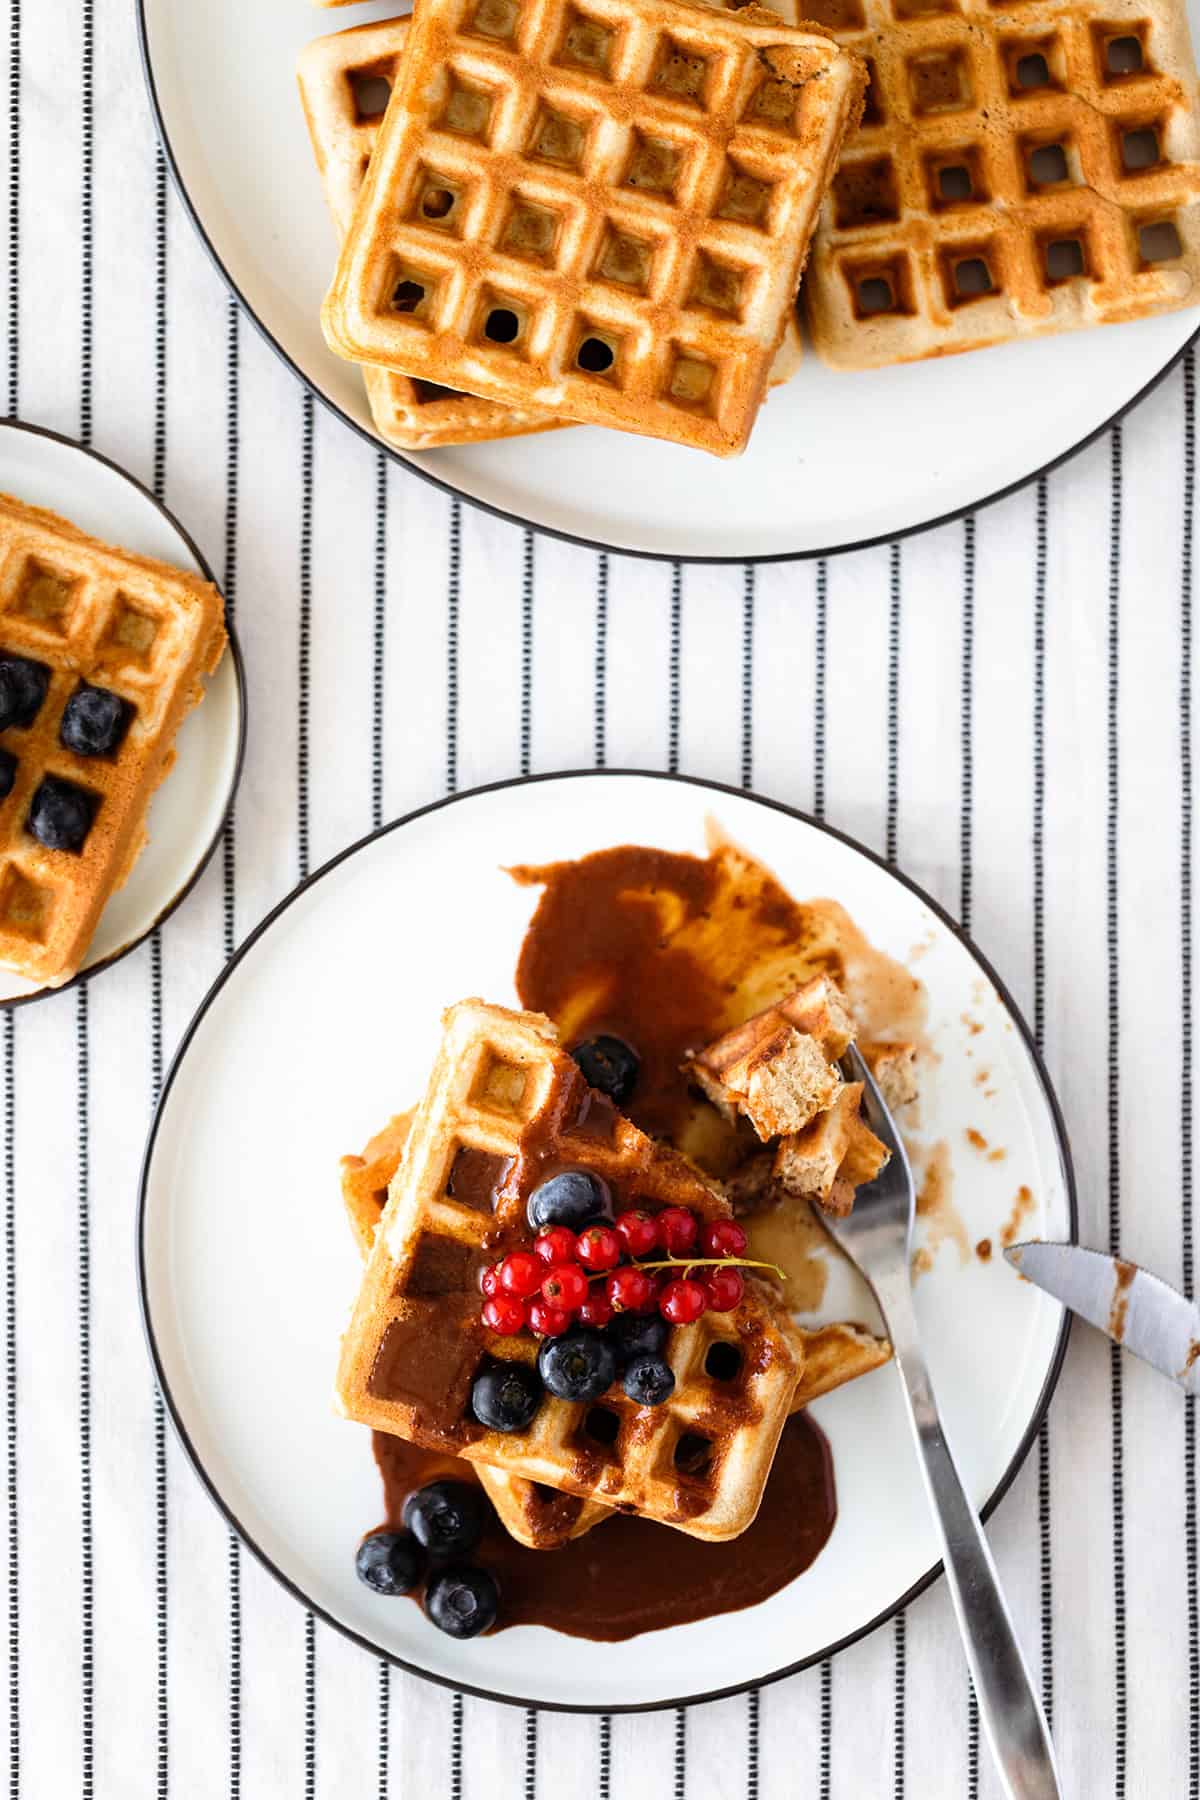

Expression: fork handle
xmin=872 ymin=1266 xmax=1063 ymax=1800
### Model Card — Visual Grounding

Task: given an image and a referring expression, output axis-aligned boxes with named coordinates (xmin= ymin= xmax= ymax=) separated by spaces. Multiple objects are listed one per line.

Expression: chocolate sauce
xmin=373 ymin=1412 xmax=836 ymax=1641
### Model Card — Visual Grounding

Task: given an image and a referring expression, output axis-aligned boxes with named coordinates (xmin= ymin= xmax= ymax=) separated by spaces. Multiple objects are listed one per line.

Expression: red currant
xmin=607 ymin=1265 xmax=655 ymax=1313
xmin=701 ymin=1219 xmax=748 ymax=1259
xmin=534 ymin=1226 xmax=578 ymax=1267
xmin=541 ymin=1263 xmax=589 ymax=1310
xmin=656 ymin=1206 xmax=699 ymax=1256
xmin=481 ymin=1263 xmax=503 ymax=1299
xmin=660 ymin=1277 xmax=708 ymax=1325
xmin=577 ymin=1294 xmax=614 ymax=1330
xmin=703 ymin=1267 xmax=745 ymax=1313
xmin=498 ymin=1251 xmax=543 ymax=1299
xmin=482 ymin=1293 xmax=527 ymax=1335
xmin=529 ymin=1298 xmax=572 ymax=1337
xmin=614 ymin=1209 xmax=658 ymax=1258
xmin=577 ymin=1224 xmax=622 ymax=1272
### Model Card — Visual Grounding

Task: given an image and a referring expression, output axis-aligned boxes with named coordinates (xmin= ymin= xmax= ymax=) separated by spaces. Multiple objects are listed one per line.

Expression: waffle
xmin=686 ymin=973 xmax=855 ymax=1138
xmin=321 ymin=0 xmax=864 ymax=455
xmin=803 ymin=0 xmax=1200 ymax=367
xmin=336 ymin=999 xmax=801 ymax=1539
xmin=0 ymin=495 xmax=227 ymax=987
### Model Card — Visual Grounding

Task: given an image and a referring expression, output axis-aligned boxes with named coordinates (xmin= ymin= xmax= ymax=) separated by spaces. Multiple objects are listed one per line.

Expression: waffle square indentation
xmin=832 ymin=155 xmax=900 ymax=229
xmin=411 ymin=167 xmax=470 ymax=234
xmin=526 ymin=104 xmax=590 ymax=170
xmin=686 ymin=251 xmax=748 ymax=317
xmin=471 ymin=1054 xmax=531 ymax=1114
xmin=555 ymin=7 xmax=616 ymax=77
xmin=440 ymin=74 xmax=496 ymax=140
xmin=715 ymin=158 xmax=776 ymax=229
xmin=651 ymin=36 xmax=713 ymax=108
xmin=11 ymin=559 xmax=80 ymax=636
xmin=623 ymin=130 xmax=684 ymax=200
xmin=387 ymin=261 xmax=443 ymax=325
xmin=594 ymin=223 xmax=658 ymax=292
xmin=907 ymin=48 xmax=974 ymax=117
xmin=501 ymin=196 xmax=566 ymax=264
xmin=923 ymin=146 xmax=989 ymax=210
xmin=99 ymin=595 xmax=162 ymax=671
xmin=0 ymin=864 xmax=53 ymax=943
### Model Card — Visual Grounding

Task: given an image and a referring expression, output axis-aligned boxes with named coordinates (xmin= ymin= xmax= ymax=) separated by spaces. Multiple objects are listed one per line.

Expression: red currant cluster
xmin=479 ymin=1207 xmax=751 ymax=1339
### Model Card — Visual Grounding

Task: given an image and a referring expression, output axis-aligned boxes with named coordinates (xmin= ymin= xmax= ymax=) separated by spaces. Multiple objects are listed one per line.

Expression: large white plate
xmin=139 ymin=771 xmax=1074 ymax=1711
xmin=0 ymin=421 xmax=244 ymax=1004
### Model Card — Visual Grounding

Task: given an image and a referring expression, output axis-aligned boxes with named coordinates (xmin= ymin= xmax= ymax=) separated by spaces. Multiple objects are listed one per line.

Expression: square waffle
xmin=803 ymin=0 xmax=1200 ymax=366
xmin=0 ymin=495 xmax=227 ymax=987
xmin=321 ymin=0 xmax=864 ymax=455
xmin=336 ymin=999 xmax=801 ymax=1540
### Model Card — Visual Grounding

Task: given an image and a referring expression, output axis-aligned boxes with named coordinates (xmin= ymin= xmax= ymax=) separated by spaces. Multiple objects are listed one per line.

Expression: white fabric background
xmin=3 ymin=1 xmax=1199 ymax=1795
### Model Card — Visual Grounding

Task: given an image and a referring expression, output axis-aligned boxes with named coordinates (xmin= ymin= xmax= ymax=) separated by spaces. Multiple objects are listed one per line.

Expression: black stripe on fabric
xmin=598 ymin=1713 xmax=611 ymax=1800
xmin=674 ymin=1705 xmax=686 ymax=1800
xmin=5 ymin=1008 xmax=16 ymax=1800
xmin=5 ymin=0 xmax=17 ymax=417
xmin=886 ymin=544 xmax=901 ymax=869
xmin=1183 ymin=350 xmax=1199 ymax=1800
xmin=373 ymin=454 xmax=387 ymax=833
xmin=746 ymin=1686 xmax=759 ymax=1799
xmin=893 ymin=1610 xmax=906 ymax=1800
xmin=813 ymin=562 xmax=827 ymax=823
xmin=449 ymin=1691 xmax=463 ymax=1800
xmin=80 ymin=0 xmax=93 ymax=448
xmin=520 ymin=531 xmax=534 ymax=778
xmin=447 ymin=502 xmax=461 ymax=796
xmin=153 ymin=152 xmax=168 ymax=501
xmin=298 ymin=391 xmax=314 ymax=882
xmin=819 ymin=1660 xmax=832 ymax=1800
xmin=377 ymin=1661 xmax=389 ymax=1800
xmin=223 ymin=296 xmax=241 ymax=1799
xmin=961 ymin=514 xmax=979 ymax=1797
xmin=741 ymin=566 xmax=754 ymax=790
xmin=668 ymin=564 xmax=682 ymax=775
xmin=304 ymin=1612 xmax=316 ymax=1799
xmin=594 ymin=555 xmax=608 ymax=770
xmin=78 ymin=985 xmax=92 ymax=1798
xmin=1107 ymin=423 xmax=1126 ymax=1798
xmin=1032 ymin=471 xmax=1054 ymax=1731
xmin=524 ymin=1706 xmax=537 ymax=1800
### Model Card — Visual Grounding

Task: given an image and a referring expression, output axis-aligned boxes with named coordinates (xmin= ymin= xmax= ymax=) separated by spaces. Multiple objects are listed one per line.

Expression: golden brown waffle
xmin=321 ymin=0 xmax=863 ymax=455
xmin=336 ymin=999 xmax=800 ymax=1540
xmin=0 ymin=495 xmax=227 ymax=987
xmin=686 ymin=973 xmax=855 ymax=1138
xmin=803 ymin=0 xmax=1200 ymax=367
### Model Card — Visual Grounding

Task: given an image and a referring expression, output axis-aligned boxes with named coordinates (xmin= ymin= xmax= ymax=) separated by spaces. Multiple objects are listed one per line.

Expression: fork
xmin=817 ymin=1045 xmax=1063 ymax=1800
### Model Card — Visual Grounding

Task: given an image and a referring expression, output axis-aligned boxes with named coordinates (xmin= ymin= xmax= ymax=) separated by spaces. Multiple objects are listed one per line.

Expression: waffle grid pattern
xmin=804 ymin=0 xmax=1200 ymax=365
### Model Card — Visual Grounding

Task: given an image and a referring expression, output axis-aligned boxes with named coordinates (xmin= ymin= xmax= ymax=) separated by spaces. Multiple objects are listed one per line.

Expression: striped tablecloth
xmin=4 ymin=2 xmax=1199 ymax=1795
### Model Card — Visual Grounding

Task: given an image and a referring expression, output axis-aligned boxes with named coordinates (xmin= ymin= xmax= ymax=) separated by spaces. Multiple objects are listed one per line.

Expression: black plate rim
xmin=136 ymin=767 xmax=1078 ymax=1715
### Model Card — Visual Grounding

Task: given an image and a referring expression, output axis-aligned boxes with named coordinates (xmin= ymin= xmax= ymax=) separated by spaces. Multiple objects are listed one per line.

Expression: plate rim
xmin=136 ymin=767 xmax=1078 ymax=1714
xmin=0 ymin=415 xmax=248 ymax=1009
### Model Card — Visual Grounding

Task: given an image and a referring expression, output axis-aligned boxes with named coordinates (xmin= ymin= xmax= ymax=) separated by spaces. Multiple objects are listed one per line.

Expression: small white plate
xmin=139 ymin=771 xmax=1074 ymax=1712
xmin=0 ymin=421 xmax=244 ymax=1004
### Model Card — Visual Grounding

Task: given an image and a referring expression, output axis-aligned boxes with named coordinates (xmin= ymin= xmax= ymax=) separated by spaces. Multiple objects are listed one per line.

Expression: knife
xmin=1005 ymin=1241 xmax=1200 ymax=1396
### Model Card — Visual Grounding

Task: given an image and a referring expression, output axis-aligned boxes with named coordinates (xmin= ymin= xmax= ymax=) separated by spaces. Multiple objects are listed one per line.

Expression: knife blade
xmin=1004 ymin=1241 xmax=1200 ymax=1395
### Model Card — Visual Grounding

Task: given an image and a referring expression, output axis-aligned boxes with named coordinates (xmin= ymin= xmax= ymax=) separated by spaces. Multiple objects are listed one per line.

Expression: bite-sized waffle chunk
xmin=861 ymin=1037 xmax=919 ymax=1113
xmin=685 ymin=973 xmax=855 ymax=1137
xmin=321 ymin=0 xmax=864 ymax=455
xmin=336 ymin=999 xmax=800 ymax=1540
xmin=0 ymin=495 xmax=227 ymax=987
xmin=772 ymin=1079 xmax=889 ymax=1213
xmin=791 ymin=1320 xmax=891 ymax=1404
xmin=804 ymin=0 xmax=1200 ymax=367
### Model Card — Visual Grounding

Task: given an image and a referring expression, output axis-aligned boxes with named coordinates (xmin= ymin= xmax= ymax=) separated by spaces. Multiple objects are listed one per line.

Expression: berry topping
xmin=527 ymin=1169 xmax=611 ymax=1233
xmin=538 ymin=1329 xmax=618 ymax=1403
xmin=570 ymin=1034 xmax=640 ymax=1104
xmin=528 ymin=1298 xmax=572 ymax=1337
xmin=471 ymin=1363 xmax=541 ymax=1433
xmin=498 ymin=1250 xmax=544 ymax=1299
xmin=481 ymin=1263 xmax=503 ymax=1299
xmin=482 ymin=1293 xmax=527 ymax=1336
xmin=60 ymin=683 xmax=131 ymax=757
xmin=27 ymin=776 xmax=96 ymax=853
xmin=540 ymin=1263 xmax=588 ymax=1311
xmin=703 ymin=1267 xmax=745 ymax=1313
xmin=577 ymin=1224 xmax=622 ymax=1272
xmin=402 ymin=1479 xmax=488 ymax=1559
xmin=606 ymin=1265 xmax=655 ymax=1314
xmin=656 ymin=1206 xmax=699 ymax=1257
xmin=576 ymin=1294 xmax=614 ymax=1330
xmin=533 ymin=1225 xmax=577 ymax=1267
xmin=701 ymin=1219 xmax=748 ymax=1259
xmin=608 ymin=1311 xmax=669 ymax=1365
xmin=660 ymin=1278 xmax=708 ymax=1325
xmin=614 ymin=1208 xmax=658 ymax=1259
xmin=355 ymin=1530 xmax=425 ymax=1596
xmin=0 ymin=751 xmax=16 ymax=802
xmin=424 ymin=1566 xmax=499 ymax=1639
xmin=0 ymin=656 xmax=49 ymax=729
xmin=623 ymin=1354 xmax=676 ymax=1407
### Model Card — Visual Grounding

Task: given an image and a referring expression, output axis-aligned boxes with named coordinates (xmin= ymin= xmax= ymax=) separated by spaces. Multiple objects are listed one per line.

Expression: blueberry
xmin=0 ymin=656 xmax=50 ymax=729
xmin=402 ymin=1479 xmax=488 ymax=1560
xmin=424 ymin=1565 xmax=499 ymax=1639
xmin=607 ymin=1311 xmax=669 ymax=1369
xmin=538 ymin=1330 xmax=618 ymax=1403
xmin=0 ymin=750 xmax=16 ymax=802
xmin=471 ymin=1362 xmax=542 ymax=1433
xmin=355 ymin=1529 xmax=425 ymax=1596
xmin=623 ymin=1354 xmax=676 ymax=1407
xmin=60 ymin=683 xmax=130 ymax=757
xmin=527 ymin=1169 xmax=611 ymax=1233
xmin=571 ymin=1034 xmax=640 ymax=1105
xmin=27 ymin=777 xmax=96 ymax=852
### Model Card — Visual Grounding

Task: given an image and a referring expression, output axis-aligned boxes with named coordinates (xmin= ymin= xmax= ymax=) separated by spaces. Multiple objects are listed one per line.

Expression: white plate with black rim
xmin=139 ymin=770 xmax=1074 ymax=1711
xmin=0 ymin=420 xmax=245 ymax=1006
xmin=138 ymin=0 xmax=1200 ymax=562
